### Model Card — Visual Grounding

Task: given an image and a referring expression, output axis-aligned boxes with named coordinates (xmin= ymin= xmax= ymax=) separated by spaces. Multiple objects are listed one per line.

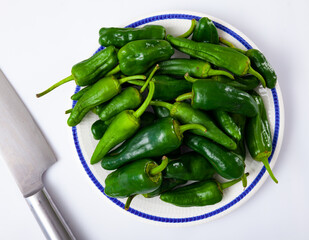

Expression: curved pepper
xmin=101 ymin=117 xmax=206 ymax=170
xmin=157 ymin=59 xmax=234 ymax=79
xmin=90 ymin=81 xmax=155 ymax=164
xmin=166 ymin=35 xmax=266 ymax=87
xmin=91 ymin=119 xmax=109 ymax=140
xmin=165 ymin=152 xmax=216 ymax=181
xmin=143 ymin=178 xmax=186 ymax=198
xmin=67 ymin=74 xmax=146 ymax=127
xmin=36 ymin=46 xmax=118 ymax=97
xmin=150 ymin=101 xmax=237 ymax=150
xmin=245 ymin=91 xmax=278 ymax=183
xmin=192 ymin=17 xmax=219 ymax=44
xmin=160 ymin=175 xmax=246 ymax=207
xmin=99 ymin=25 xmax=166 ymax=48
xmin=176 ymin=80 xmax=259 ymax=117
xmin=118 ymin=40 xmax=174 ymax=75
xmin=184 ymin=133 xmax=245 ymax=179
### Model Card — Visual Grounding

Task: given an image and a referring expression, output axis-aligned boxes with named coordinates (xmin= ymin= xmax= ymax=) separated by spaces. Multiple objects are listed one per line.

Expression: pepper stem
xmin=118 ymin=75 xmax=146 ymax=85
xmin=262 ymin=158 xmax=278 ymax=184
xmin=140 ymin=64 xmax=159 ymax=93
xmin=127 ymin=80 xmax=145 ymax=86
xmin=106 ymin=65 xmax=120 ymax=76
xmin=175 ymin=92 xmax=193 ymax=102
xmin=220 ymin=173 xmax=249 ymax=190
xmin=133 ymin=81 xmax=155 ymax=119
xmin=36 ymin=75 xmax=75 ymax=98
xmin=179 ymin=123 xmax=206 ymax=134
xmin=177 ymin=19 xmax=197 ymax=38
xmin=248 ymin=66 xmax=266 ymax=88
xmin=150 ymin=101 xmax=173 ymax=111
xmin=219 ymin=37 xmax=247 ymax=54
xmin=207 ymin=69 xmax=234 ymax=79
xmin=124 ymin=194 xmax=137 ymax=210
xmin=241 ymin=173 xmax=248 ymax=188
xmin=184 ymin=73 xmax=199 ymax=83
xmin=149 ymin=156 xmax=169 ymax=176
xmin=65 ymin=109 xmax=72 ymax=114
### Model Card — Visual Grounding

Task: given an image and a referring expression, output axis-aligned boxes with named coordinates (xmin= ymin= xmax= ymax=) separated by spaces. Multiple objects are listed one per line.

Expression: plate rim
xmin=72 ymin=11 xmax=284 ymax=225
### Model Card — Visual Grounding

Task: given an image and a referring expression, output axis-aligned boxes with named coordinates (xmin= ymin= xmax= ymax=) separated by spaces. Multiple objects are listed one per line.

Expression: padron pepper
xmin=143 ymin=178 xmax=186 ymax=198
xmin=118 ymin=39 xmax=174 ymax=75
xmin=176 ymin=80 xmax=259 ymax=117
xmin=245 ymin=91 xmax=278 ymax=183
xmin=160 ymin=174 xmax=248 ymax=207
xmin=157 ymin=59 xmax=234 ymax=79
xmin=101 ymin=117 xmax=206 ymax=170
xmin=192 ymin=17 xmax=219 ymax=44
xmin=70 ymin=85 xmax=92 ymax=101
xmin=99 ymin=25 xmax=166 ymax=48
xmin=67 ymin=74 xmax=146 ymax=127
xmin=90 ymin=80 xmax=155 ymax=164
xmin=184 ymin=133 xmax=245 ymax=180
xmin=150 ymin=100 xmax=237 ymax=150
xmin=165 ymin=152 xmax=216 ymax=181
xmin=104 ymin=156 xmax=169 ymax=210
xmin=36 ymin=46 xmax=118 ymax=97
xmin=166 ymin=35 xmax=266 ymax=87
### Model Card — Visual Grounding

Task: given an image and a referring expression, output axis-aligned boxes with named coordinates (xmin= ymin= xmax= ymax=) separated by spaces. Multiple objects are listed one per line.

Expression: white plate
xmin=72 ymin=11 xmax=284 ymax=225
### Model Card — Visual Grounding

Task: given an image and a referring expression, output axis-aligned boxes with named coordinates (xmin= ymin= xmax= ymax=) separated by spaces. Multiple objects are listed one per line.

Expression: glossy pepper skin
xmin=118 ymin=40 xmax=174 ymax=75
xmin=157 ymin=59 xmax=233 ymax=79
xmin=178 ymin=81 xmax=259 ymax=117
xmin=152 ymin=105 xmax=170 ymax=118
xmin=184 ymin=133 xmax=244 ymax=179
xmin=104 ymin=159 xmax=162 ymax=198
xmin=67 ymin=74 xmax=145 ymax=127
xmin=99 ymin=25 xmax=166 ymax=48
xmin=245 ymin=91 xmax=278 ymax=183
xmin=143 ymin=178 xmax=186 ymax=198
xmin=192 ymin=17 xmax=219 ymax=44
xmin=160 ymin=176 xmax=244 ymax=207
xmin=230 ymin=113 xmax=247 ymax=159
xmin=167 ymin=35 xmax=266 ymax=87
xmin=150 ymin=101 xmax=237 ymax=150
xmin=101 ymin=117 xmax=206 ymax=170
xmin=246 ymin=49 xmax=277 ymax=89
xmin=91 ymin=120 xmax=109 ymax=140
xmin=98 ymin=87 xmax=142 ymax=121
xmin=165 ymin=152 xmax=215 ymax=181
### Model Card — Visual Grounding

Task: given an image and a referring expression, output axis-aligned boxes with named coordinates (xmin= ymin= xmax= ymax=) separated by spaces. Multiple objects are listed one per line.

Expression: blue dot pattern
xmin=71 ymin=13 xmax=280 ymax=223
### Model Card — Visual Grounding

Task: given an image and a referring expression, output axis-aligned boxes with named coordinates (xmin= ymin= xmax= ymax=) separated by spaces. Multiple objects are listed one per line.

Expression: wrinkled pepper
xmin=150 ymin=101 xmax=237 ymax=150
xmin=101 ymin=117 xmax=206 ymax=170
xmin=245 ymin=91 xmax=278 ymax=183
xmin=192 ymin=17 xmax=219 ymax=44
xmin=184 ymin=133 xmax=244 ymax=179
xmin=36 ymin=46 xmax=118 ymax=97
xmin=176 ymin=80 xmax=259 ymax=117
xmin=99 ymin=25 xmax=166 ymax=48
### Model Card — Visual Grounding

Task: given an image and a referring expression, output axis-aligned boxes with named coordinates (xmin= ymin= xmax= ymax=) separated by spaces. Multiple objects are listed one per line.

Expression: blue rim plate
xmin=71 ymin=11 xmax=284 ymax=225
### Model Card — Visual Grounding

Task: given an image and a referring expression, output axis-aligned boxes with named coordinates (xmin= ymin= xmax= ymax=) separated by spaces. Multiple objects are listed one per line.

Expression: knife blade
xmin=0 ymin=69 xmax=74 ymax=240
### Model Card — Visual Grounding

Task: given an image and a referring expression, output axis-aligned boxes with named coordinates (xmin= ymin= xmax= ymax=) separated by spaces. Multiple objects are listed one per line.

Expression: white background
xmin=0 ymin=0 xmax=308 ymax=239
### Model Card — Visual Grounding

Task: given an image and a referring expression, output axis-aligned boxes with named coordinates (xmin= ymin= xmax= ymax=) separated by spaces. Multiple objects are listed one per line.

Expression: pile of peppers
xmin=37 ymin=17 xmax=278 ymax=210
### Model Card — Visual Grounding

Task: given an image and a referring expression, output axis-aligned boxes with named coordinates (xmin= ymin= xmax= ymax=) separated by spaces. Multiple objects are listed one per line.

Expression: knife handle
xmin=26 ymin=188 xmax=75 ymax=240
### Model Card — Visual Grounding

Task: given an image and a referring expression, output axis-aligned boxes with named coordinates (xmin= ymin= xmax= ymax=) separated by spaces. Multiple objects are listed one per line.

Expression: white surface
xmin=76 ymin=13 xmax=283 ymax=223
xmin=0 ymin=0 xmax=308 ymax=239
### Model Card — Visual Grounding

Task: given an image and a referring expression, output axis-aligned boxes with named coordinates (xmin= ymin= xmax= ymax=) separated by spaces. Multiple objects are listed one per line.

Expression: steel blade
xmin=0 ymin=69 xmax=56 ymax=197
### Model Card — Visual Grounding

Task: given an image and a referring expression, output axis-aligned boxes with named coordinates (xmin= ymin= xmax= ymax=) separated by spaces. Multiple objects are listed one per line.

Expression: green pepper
xmin=150 ymin=101 xmax=237 ymax=150
xmin=101 ymin=117 xmax=206 ymax=170
xmin=36 ymin=46 xmax=118 ymax=97
xmin=152 ymin=104 xmax=170 ymax=118
xmin=90 ymin=81 xmax=155 ymax=164
xmin=166 ymin=35 xmax=266 ymax=87
xmin=70 ymin=85 xmax=92 ymax=101
xmin=212 ymin=110 xmax=242 ymax=141
xmin=245 ymin=91 xmax=278 ymax=183
xmin=157 ymin=59 xmax=234 ymax=79
xmin=184 ymin=133 xmax=244 ymax=179
xmin=140 ymin=111 xmax=155 ymax=128
xmin=160 ymin=175 xmax=246 ymax=207
xmin=143 ymin=178 xmax=186 ymax=198
xmin=176 ymin=80 xmax=259 ymax=117
xmin=185 ymin=74 xmax=260 ymax=91
xmin=91 ymin=119 xmax=109 ymax=140
xmin=98 ymin=87 xmax=142 ymax=121
xmin=165 ymin=152 xmax=215 ymax=181
xmin=67 ymin=74 xmax=146 ymax=127
xmin=118 ymin=40 xmax=174 ymax=75
xmin=99 ymin=25 xmax=166 ymax=48
xmin=192 ymin=17 xmax=219 ymax=44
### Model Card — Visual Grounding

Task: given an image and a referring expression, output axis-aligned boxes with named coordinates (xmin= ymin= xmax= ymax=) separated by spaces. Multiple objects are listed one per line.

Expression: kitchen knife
xmin=0 ymin=69 xmax=74 ymax=240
